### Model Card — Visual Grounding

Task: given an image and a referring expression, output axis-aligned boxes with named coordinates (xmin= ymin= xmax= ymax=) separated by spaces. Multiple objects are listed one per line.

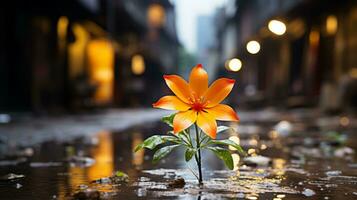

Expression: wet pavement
xmin=0 ymin=108 xmax=357 ymax=199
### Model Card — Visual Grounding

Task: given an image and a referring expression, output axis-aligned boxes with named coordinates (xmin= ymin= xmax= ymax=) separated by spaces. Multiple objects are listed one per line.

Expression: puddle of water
xmin=0 ymin=116 xmax=356 ymax=199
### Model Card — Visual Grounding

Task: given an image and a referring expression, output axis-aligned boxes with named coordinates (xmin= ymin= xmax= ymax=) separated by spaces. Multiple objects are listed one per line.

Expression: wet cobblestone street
xmin=0 ymin=108 xmax=356 ymax=199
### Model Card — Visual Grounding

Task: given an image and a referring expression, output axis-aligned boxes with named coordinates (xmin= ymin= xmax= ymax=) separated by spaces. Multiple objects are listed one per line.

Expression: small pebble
xmin=302 ymin=188 xmax=316 ymax=197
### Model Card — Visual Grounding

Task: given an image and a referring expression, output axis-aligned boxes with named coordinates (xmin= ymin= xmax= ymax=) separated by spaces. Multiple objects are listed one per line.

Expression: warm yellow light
xmin=349 ymin=68 xmax=357 ymax=78
xmin=340 ymin=116 xmax=350 ymax=126
xmin=309 ymin=30 xmax=320 ymax=46
xmin=132 ymin=132 xmax=144 ymax=166
xmin=57 ymin=16 xmax=68 ymax=40
xmin=326 ymin=15 xmax=338 ymax=35
xmin=246 ymin=40 xmax=260 ymax=54
xmin=147 ymin=4 xmax=166 ymax=27
xmin=268 ymin=20 xmax=286 ymax=35
xmin=68 ymin=24 xmax=89 ymax=79
xmin=88 ymin=131 xmax=114 ymax=180
xmin=87 ymin=39 xmax=115 ymax=104
xmin=131 ymin=54 xmax=145 ymax=75
xmin=228 ymin=58 xmax=242 ymax=72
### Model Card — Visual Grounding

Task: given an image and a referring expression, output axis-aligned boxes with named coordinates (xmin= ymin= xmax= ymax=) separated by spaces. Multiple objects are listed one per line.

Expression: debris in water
xmin=168 ymin=177 xmax=185 ymax=188
xmin=67 ymin=156 xmax=95 ymax=167
xmin=15 ymin=183 xmax=22 ymax=189
xmin=274 ymin=120 xmax=292 ymax=136
xmin=93 ymin=177 xmax=111 ymax=184
xmin=138 ymin=177 xmax=150 ymax=182
xmin=92 ymin=171 xmax=129 ymax=184
xmin=73 ymin=189 xmax=100 ymax=200
xmin=334 ymin=147 xmax=354 ymax=158
xmin=111 ymin=171 xmax=129 ymax=183
xmin=0 ymin=173 xmax=25 ymax=182
xmin=325 ymin=170 xmax=342 ymax=176
xmin=78 ymin=184 xmax=89 ymax=190
xmin=244 ymin=155 xmax=271 ymax=166
xmin=302 ymin=188 xmax=316 ymax=196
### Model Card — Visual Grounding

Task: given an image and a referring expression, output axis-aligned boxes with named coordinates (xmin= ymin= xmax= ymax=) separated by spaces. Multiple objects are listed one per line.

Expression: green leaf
xmin=162 ymin=113 xmax=176 ymax=127
xmin=185 ymin=148 xmax=196 ymax=162
xmin=177 ymin=132 xmax=190 ymax=145
xmin=135 ymin=135 xmax=182 ymax=152
xmin=210 ymin=139 xmax=245 ymax=154
xmin=217 ymin=126 xmax=231 ymax=134
xmin=207 ymin=146 xmax=234 ymax=170
xmin=153 ymin=144 xmax=180 ymax=163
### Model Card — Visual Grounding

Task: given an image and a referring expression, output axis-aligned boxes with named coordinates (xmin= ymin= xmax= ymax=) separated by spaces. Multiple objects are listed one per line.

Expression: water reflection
xmin=273 ymin=158 xmax=286 ymax=176
xmin=65 ymin=131 xmax=114 ymax=197
xmin=131 ymin=132 xmax=144 ymax=168
xmin=1 ymin=116 xmax=356 ymax=199
xmin=88 ymin=131 xmax=114 ymax=180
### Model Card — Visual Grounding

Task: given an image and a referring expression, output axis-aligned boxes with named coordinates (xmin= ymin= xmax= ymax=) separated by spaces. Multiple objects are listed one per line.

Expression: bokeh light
xmin=268 ymin=20 xmax=287 ymax=35
xmin=131 ymin=54 xmax=145 ymax=75
xmin=326 ymin=15 xmax=338 ymax=35
xmin=227 ymin=58 xmax=242 ymax=72
xmin=246 ymin=40 xmax=261 ymax=54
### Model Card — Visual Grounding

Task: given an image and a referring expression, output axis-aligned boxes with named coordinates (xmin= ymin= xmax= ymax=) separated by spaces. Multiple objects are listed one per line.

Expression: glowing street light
xmin=131 ymin=54 xmax=145 ymax=75
xmin=227 ymin=58 xmax=242 ymax=72
xmin=246 ymin=40 xmax=260 ymax=54
xmin=326 ymin=15 xmax=338 ymax=35
xmin=268 ymin=20 xmax=286 ymax=35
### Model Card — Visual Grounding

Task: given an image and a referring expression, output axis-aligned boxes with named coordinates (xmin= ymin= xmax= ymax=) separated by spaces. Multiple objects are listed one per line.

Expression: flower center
xmin=192 ymin=102 xmax=204 ymax=112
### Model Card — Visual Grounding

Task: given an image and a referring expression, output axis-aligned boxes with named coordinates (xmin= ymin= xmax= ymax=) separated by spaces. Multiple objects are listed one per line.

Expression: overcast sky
xmin=172 ymin=0 xmax=227 ymax=53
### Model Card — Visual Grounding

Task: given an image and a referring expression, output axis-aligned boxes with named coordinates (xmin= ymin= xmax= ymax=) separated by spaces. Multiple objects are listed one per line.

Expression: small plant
xmin=135 ymin=64 xmax=244 ymax=184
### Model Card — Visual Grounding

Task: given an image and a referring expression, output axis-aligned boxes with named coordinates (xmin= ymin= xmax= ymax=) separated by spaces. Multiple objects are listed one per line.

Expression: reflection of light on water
xmin=273 ymin=158 xmax=286 ymax=176
xmin=88 ymin=131 xmax=114 ymax=180
xmin=69 ymin=166 xmax=87 ymax=190
xmin=132 ymin=132 xmax=145 ymax=167
xmin=256 ymin=168 xmax=265 ymax=174
xmin=66 ymin=131 xmax=114 ymax=196
xmin=57 ymin=177 xmax=67 ymax=200
xmin=269 ymin=130 xmax=279 ymax=139
xmin=248 ymin=148 xmax=256 ymax=156
xmin=246 ymin=194 xmax=258 ymax=200
xmin=277 ymin=194 xmax=286 ymax=198
xmin=260 ymin=144 xmax=267 ymax=150
xmin=232 ymin=153 xmax=240 ymax=171
xmin=249 ymin=138 xmax=258 ymax=146
xmin=339 ymin=116 xmax=350 ymax=126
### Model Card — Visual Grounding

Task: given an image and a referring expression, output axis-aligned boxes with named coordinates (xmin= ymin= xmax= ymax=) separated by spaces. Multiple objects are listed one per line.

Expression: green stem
xmin=194 ymin=123 xmax=203 ymax=184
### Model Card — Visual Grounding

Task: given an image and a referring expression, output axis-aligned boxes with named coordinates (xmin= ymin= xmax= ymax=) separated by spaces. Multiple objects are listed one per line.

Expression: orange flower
xmin=153 ymin=64 xmax=239 ymax=138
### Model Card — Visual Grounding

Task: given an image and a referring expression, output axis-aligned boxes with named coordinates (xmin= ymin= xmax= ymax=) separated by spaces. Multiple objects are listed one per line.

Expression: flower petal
xmin=197 ymin=111 xmax=217 ymax=139
xmin=164 ymin=75 xmax=192 ymax=104
xmin=189 ymin=64 xmax=208 ymax=98
xmin=173 ymin=110 xmax=197 ymax=133
xmin=204 ymin=78 xmax=235 ymax=107
xmin=153 ymin=96 xmax=191 ymax=111
xmin=205 ymin=104 xmax=239 ymax=121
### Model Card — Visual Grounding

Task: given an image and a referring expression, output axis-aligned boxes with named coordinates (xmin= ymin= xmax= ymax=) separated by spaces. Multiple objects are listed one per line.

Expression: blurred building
xmin=0 ymin=0 xmax=179 ymax=112
xmin=196 ymin=15 xmax=216 ymax=77
xmin=216 ymin=0 xmax=357 ymax=111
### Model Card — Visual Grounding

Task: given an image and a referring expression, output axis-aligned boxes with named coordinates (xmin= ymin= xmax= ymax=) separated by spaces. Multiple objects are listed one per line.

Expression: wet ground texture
xmin=0 ymin=109 xmax=356 ymax=199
